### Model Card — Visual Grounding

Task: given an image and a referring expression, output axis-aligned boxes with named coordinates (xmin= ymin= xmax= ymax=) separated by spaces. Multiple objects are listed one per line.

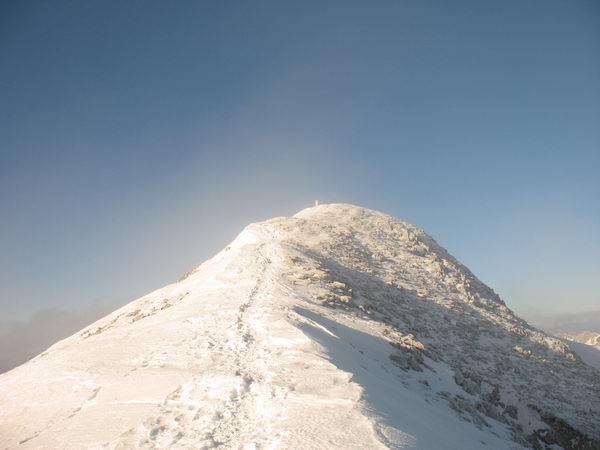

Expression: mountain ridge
xmin=1 ymin=203 xmax=598 ymax=449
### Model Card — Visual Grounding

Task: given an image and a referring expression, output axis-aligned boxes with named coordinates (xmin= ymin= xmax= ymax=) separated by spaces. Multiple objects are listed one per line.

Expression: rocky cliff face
xmin=1 ymin=204 xmax=598 ymax=449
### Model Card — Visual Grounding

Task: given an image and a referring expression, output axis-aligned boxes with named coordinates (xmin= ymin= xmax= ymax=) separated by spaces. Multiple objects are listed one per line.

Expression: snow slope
xmin=565 ymin=340 xmax=600 ymax=371
xmin=559 ymin=333 xmax=600 ymax=370
xmin=561 ymin=332 xmax=600 ymax=351
xmin=1 ymin=204 xmax=599 ymax=449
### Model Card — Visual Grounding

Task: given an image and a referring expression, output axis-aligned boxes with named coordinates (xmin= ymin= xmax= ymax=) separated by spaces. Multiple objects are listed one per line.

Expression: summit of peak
xmin=290 ymin=202 xmax=418 ymax=236
xmin=253 ymin=203 xmax=506 ymax=311
xmin=294 ymin=202 xmax=392 ymax=220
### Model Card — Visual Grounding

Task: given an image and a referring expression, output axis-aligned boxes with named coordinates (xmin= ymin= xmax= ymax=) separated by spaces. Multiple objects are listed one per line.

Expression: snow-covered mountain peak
xmin=272 ymin=202 xmax=506 ymax=310
xmin=1 ymin=203 xmax=599 ymax=449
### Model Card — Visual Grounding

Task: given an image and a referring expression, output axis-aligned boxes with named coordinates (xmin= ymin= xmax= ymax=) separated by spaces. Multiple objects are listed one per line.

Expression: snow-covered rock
xmin=1 ymin=203 xmax=599 ymax=449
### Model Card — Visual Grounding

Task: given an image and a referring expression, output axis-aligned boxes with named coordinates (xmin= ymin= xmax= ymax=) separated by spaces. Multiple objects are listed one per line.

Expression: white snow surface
xmin=561 ymin=332 xmax=600 ymax=351
xmin=1 ymin=203 xmax=599 ymax=449
xmin=565 ymin=341 xmax=600 ymax=371
xmin=560 ymin=332 xmax=600 ymax=370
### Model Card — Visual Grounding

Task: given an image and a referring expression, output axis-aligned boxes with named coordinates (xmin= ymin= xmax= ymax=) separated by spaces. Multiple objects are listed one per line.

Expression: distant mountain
xmin=525 ymin=311 xmax=600 ymax=371
xmin=526 ymin=310 xmax=600 ymax=336
xmin=561 ymin=332 xmax=600 ymax=350
xmin=1 ymin=204 xmax=598 ymax=449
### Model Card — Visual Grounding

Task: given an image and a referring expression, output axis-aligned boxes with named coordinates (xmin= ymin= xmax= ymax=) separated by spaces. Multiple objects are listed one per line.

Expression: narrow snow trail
xmin=107 ymin=239 xmax=277 ymax=449
xmin=202 ymin=242 xmax=276 ymax=448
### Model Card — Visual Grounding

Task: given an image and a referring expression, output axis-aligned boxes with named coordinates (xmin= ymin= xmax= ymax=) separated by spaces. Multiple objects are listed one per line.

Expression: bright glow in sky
xmin=1 ymin=0 xmax=599 ymax=329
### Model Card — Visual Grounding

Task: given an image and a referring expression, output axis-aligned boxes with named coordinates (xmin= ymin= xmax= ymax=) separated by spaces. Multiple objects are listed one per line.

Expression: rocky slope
xmin=1 ymin=204 xmax=598 ymax=449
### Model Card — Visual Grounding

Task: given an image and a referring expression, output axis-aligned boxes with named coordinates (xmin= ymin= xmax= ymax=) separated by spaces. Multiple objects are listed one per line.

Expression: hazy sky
xmin=1 ymin=0 xmax=599 ymax=330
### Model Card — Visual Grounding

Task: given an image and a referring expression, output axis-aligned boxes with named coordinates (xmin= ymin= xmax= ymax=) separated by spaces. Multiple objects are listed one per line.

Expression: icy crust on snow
xmin=1 ymin=203 xmax=599 ymax=449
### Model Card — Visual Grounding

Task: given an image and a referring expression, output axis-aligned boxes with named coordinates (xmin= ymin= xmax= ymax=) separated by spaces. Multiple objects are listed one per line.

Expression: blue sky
xmin=1 ymin=0 xmax=599 ymax=326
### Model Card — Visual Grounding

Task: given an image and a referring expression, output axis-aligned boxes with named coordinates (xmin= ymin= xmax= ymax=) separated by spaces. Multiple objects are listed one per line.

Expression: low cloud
xmin=523 ymin=309 xmax=600 ymax=335
xmin=0 ymin=302 xmax=123 ymax=374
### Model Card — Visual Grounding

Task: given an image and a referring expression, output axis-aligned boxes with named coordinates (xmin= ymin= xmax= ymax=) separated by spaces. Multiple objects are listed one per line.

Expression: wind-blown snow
xmin=1 ymin=204 xmax=598 ymax=449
